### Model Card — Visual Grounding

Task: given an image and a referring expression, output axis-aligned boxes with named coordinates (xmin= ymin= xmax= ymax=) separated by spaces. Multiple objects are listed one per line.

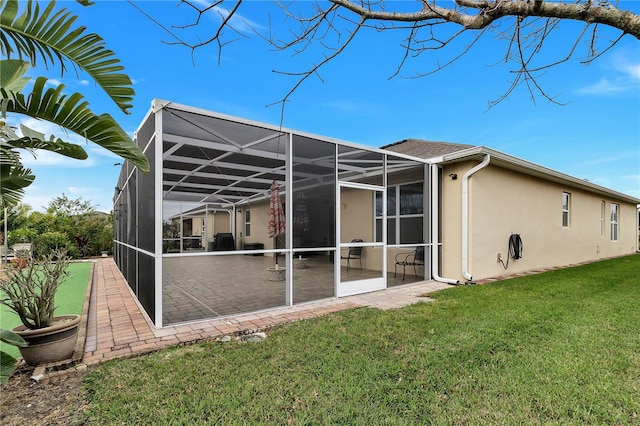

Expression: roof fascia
xmin=434 ymin=146 xmax=640 ymax=204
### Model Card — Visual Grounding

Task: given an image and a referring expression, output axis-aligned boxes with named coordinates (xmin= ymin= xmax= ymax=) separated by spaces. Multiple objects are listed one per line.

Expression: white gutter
xmin=462 ymin=154 xmax=491 ymax=282
xmin=438 ymin=146 xmax=639 ymax=205
xmin=431 ymin=165 xmax=460 ymax=285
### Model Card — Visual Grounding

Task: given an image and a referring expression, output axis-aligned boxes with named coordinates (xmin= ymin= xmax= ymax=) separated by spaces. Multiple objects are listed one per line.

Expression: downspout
xmin=636 ymin=206 xmax=640 ymax=253
xmin=431 ymin=165 xmax=460 ymax=285
xmin=462 ymin=154 xmax=491 ymax=282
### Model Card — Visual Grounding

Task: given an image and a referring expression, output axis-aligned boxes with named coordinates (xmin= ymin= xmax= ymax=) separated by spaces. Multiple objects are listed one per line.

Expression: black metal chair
xmin=341 ymin=239 xmax=363 ymax=271
xmin=394 ymin=246 xmax=425 ymax=280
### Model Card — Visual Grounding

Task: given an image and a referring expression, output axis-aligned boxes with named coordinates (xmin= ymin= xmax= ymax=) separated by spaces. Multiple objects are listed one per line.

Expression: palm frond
xmin=8 ymin=136 xmax=88 ymax=160
xmin=0 ymin=59 xmax=30 ymax=92
xmin=1 ymin=77 xmax=149 ymax=171
xmin=0 ymin=0 xmax=134 ymax=113
xmin=0 ymin=156 xmax=35 ymax=208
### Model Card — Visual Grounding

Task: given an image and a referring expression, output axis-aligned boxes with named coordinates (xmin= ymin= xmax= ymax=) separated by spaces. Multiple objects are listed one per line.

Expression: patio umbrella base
xmin=294 ymin=258 xmax=308 ymax=269
xmin=267 ymin=266 xmax=286 ymax=281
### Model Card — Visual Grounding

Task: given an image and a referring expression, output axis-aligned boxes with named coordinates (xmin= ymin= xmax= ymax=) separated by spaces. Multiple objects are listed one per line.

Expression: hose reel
xmin=500 ymin=233 xmax=523 ymax=269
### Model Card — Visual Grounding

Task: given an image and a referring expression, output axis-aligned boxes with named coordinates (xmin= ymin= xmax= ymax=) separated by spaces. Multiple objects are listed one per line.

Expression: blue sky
xmin=14 ymin=1 xmax=640 ymax=212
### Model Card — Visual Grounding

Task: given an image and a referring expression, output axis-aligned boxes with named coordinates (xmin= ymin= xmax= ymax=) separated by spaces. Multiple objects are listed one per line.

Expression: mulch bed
xmin=0 ymin=369 xmax=88 ymax=426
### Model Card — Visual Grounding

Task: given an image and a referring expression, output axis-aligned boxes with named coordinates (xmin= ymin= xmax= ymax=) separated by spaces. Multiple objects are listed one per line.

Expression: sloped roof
xmin=381 ymin=139 xmax=475 ymax=159
xmin=384 ymin=139 xmax=639 ymax=204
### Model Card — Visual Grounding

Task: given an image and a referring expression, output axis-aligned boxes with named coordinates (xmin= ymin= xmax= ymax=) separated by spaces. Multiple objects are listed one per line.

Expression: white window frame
xmin=244 ymin=209 xmax=251 ymax=237
xmin=610 ymin=204 xmax=619 ymax=241
xmin=562 ymin=192 xmax=571 ymax=228
xmin=376 ymin=180 xmax=424 ymax=245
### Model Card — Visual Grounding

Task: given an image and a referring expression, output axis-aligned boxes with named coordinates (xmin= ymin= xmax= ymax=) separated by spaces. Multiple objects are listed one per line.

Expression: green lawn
xmin=85 ymin=254 xmax=640 ymax=425
xmin=0 ymin=261 xmax=92 ymax=358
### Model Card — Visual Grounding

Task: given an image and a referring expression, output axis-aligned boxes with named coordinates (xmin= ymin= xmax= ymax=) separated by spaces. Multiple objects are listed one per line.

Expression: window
xmin=376 ymin=182 xmax=424 ymax=244
xmin=610 ymin=204 xmax=619 ymax=241
xmin=244 ymin=209 xmax=251 ymax=237
xmin=600 ymin=201 xmax=605 ymax=237
xmin=562 ymin=192 xmax=571 ymax=227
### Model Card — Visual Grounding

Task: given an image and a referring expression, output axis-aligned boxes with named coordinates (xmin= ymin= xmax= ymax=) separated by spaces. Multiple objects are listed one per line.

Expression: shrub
xmin=7 ymin=229 xmax=77 ymax=259
xmin=7 ymin=228 xmax=38 ymax=248
xmin=73 ymin=214 xmax=113 ymax=256
xmin=6 ymin=209 xmax=113 ymax=259
xmin=36 ymin=232 xmax=76 ymax=258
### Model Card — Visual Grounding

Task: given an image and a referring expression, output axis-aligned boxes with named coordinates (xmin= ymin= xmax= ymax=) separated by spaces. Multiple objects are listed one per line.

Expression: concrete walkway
xmin=81 ymin=258 xmax=454 ymax=366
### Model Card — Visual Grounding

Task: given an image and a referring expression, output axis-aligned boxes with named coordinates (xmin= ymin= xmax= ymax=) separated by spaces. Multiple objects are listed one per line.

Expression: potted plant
xmin=0 ymin=249 xmax=81 ymax=366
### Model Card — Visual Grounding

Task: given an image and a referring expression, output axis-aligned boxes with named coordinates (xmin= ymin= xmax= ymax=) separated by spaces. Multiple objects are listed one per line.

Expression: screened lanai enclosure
xmin=113 ymin=100 xmax=437 ymax=327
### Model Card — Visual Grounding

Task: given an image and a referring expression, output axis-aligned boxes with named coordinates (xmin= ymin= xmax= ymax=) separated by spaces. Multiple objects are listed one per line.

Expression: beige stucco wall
xmin=240 ymin=200 xmax=272 ymax=249
xmin=206 ymin=215 xmax=215 ymax=239
xmin=340 ymin=187 xmax=376 ymax=270
xmin=213 ymin=211 xmax=231 ymax=234
xmin=340 ymin=187 xmax=374 ymax=243
xmin=190 ymin=217 xmax=203 ymax=236
xmin=441 ymin=163 xmax=466 ymax=280
xmin=176 ymin=212 xmax=234 ymax=249
xmin=442 ymin=162 xmax=638 ymax=282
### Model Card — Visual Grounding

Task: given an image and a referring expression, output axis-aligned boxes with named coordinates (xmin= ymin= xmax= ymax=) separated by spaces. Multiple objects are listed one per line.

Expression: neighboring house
xmin=163 ymin=204 xmax=232 ymax=252
xmin=113 ymin=100 xmax=639 ymax=328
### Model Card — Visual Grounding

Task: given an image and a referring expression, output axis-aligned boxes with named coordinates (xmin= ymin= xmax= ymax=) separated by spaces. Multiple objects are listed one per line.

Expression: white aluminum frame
xmin=116 ymin=99 xmax=435 ymax=328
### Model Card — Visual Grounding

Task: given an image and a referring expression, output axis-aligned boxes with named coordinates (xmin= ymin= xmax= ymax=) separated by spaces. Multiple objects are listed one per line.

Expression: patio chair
xmin=394 ymin=246 xmax=425 ymax=280
xmin=341 ymin=239 xmax=363 ymax=271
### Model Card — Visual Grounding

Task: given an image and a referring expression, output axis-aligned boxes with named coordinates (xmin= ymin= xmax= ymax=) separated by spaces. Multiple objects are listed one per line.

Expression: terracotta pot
xmin=12 ymin=315 xmax=81 ymax=366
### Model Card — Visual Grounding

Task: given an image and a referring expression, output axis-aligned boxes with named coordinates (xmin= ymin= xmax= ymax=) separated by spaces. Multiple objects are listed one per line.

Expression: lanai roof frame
xmin=155 ymin=99 xmax=432 ymax=210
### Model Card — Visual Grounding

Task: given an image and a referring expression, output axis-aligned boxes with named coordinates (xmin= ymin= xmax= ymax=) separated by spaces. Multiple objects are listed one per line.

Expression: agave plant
xmin=0 ymin=0 xmax=150 ymax=208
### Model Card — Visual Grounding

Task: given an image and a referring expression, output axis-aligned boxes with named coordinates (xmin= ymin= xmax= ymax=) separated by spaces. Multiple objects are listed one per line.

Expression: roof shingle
xmin=381 ymin=139 xmax=475 ymax=159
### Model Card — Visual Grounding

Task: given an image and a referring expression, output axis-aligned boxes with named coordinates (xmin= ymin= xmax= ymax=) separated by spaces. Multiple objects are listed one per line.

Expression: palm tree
xmin=0 ymin=0 xmax=150 ymax=208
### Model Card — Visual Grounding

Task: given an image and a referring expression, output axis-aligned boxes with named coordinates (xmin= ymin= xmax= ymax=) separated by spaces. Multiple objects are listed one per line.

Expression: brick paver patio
xmin=81 ymin=258 xmax=453 ymax=366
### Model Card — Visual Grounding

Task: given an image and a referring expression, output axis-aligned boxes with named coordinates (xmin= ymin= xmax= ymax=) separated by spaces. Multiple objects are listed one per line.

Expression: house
xmin=113 ymin=100 xmax=639 ymax=328
xmin=384 ymin=139 xmax=639 ymax=283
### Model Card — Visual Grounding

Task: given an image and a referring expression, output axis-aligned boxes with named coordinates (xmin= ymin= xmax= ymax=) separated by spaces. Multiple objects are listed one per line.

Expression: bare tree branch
xmin=329 ymin=0 xmax=640 ymax=37
xmin=133 ymin=0 xmax=640 ymax=107
xmin=270 ymin=14 xmax=366 ymax=107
